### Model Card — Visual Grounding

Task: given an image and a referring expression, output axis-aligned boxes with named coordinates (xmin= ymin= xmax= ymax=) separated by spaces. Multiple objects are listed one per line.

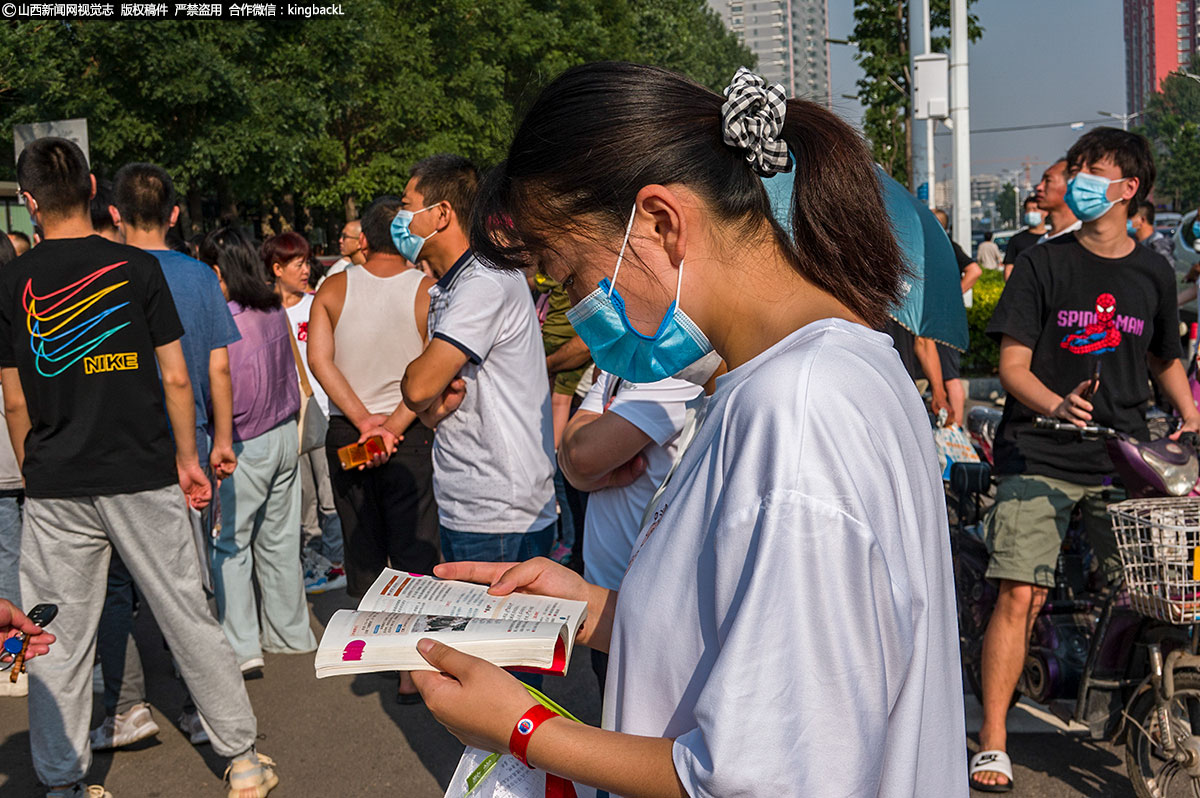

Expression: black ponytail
xmin=471 ymin=61 xmax=905 ymax=330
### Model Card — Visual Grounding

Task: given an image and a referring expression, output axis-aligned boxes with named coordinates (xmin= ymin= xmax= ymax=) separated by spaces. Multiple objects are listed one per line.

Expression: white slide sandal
xmin=969 ymin=750 xmax=1014 ymax=793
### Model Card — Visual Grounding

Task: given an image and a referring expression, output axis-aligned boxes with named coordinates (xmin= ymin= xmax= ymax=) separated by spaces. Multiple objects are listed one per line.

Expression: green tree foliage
xmin=0 ymin=0 xmax=751 ymax=238
xmin=1139 ymin=68 xmax=1200 ymax=212
xmin=851 ymin=0 xmax=982 ymax=186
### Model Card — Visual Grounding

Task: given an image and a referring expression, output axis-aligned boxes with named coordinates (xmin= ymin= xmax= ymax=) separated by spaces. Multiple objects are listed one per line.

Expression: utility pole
xmin=909 ymin=0 xmax=934 ymax=208
xmin=950 ymin=0 xmax=971 ymax=250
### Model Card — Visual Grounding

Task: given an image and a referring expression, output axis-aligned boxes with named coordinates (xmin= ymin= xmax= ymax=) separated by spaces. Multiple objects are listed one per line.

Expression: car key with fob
xmin=3 ymin=602 xmax=58 ymax=681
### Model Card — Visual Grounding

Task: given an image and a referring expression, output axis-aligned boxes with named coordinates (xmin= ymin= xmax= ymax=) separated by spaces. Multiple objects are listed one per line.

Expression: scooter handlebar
xmin=1033 ymin=416 xmax=1118 ymax=437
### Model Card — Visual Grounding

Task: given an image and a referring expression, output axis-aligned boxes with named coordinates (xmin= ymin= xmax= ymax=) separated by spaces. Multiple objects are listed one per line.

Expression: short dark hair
xmin=16 ymin=137 xmax=91 ymax=219
xmin=360 ymin=196 xmax=403 ymax=255
xmin=90 ymin=179 xmax=116 ymax=232
xmin=7 ymin=230 xmax=31 ymax=251
xmin=113 ymin=162 xmax=177 ymax=230
xmin=261 ymin=232 xmax=311 ymax=281
xmin=0 ymin=233 xmax=16 ymax=267
xmin=1066 ymin=127 xmax=1155 ymax=217
xmin=1022 ymin=196 xmax=1038 ymax=210
xmin=198 ymin=226 xmax=280 ymax=311
xmin=472 ymin=62 xmax=905 ymax=329
xmin=1136 ymin=200 xmax=1157 ymax=225
xmin=409 ymin=154 xmax=479 ymax=234
xmin=165 ymin=228 xmax=193 ymax=256
xmin=983 ymin=231 xmax=993 ymax=241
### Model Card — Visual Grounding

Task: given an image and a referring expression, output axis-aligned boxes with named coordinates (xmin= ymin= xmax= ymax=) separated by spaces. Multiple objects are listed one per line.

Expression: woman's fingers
xmin=489 ymin=558 xmax=556 ymax=595
xmin=417 ymin=638 xmax=479 ymax=676
xmin=432 ymin=561 xmax=515 ymax=586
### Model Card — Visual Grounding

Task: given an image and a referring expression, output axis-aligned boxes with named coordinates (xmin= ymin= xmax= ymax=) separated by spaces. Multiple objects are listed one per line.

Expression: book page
xmin=358 ymin=570 xmax=586 ymax=633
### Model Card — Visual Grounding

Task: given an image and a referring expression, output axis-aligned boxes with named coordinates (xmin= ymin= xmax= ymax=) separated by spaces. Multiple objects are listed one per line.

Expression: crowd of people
xmin=0 ymin=58 xmax=1195 ymax=798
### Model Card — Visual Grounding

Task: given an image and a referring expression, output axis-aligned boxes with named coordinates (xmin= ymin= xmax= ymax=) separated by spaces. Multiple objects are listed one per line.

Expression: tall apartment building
xmin=709 ymin=0 xmax=831 ymax=104
xmin=1125 ymin=0 xmax=1198 ymax=115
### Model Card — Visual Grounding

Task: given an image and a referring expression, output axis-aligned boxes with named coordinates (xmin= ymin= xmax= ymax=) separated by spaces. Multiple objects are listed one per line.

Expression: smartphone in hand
xmin=1081 ymin=359 xmax=1102 ymax=401
xmin=338 ymin=436 xmax=386 ymax=470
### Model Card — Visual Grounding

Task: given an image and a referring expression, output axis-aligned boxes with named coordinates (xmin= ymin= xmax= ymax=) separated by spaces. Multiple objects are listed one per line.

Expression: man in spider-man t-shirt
xmin=972 ymin=127 xmax=1200 ymax=792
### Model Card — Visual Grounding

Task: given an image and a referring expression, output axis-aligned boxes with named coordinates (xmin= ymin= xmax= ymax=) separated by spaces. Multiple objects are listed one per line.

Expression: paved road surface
xmin=0 ymin=588 xmax=1139 ymax=796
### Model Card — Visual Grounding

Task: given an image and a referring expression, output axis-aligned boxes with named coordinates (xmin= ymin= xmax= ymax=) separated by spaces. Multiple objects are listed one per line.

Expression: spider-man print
xmin=1061 ymin=293 xmax=1122 ymax=355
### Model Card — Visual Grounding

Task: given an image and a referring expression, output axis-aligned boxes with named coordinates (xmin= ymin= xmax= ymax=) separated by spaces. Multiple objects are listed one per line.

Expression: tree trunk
xmin=280 ymin=192 xmax=296 ymax=231
xmin=216 ymin=176 xmax=238 ymax=223
xmin=186 ymin=188 xmax=203 ymax=238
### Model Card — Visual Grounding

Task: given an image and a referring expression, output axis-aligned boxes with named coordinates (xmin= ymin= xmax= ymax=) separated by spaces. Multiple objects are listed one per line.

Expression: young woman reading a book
xmin=410 ymin=62 xmax=966 ymax=797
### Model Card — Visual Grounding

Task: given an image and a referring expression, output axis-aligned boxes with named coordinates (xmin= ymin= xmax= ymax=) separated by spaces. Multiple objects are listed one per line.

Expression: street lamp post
xmin=1097 ymin=110 xmax=1144 ymax=132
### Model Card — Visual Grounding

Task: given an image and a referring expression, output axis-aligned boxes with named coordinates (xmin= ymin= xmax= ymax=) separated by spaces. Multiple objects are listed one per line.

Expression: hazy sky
xmin=825 ymin=0 xmax=1126 ymax=187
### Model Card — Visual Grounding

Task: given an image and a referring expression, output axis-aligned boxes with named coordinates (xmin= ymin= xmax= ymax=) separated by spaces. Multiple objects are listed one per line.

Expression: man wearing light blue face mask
xmin=400 ymin=156 xmax=558 ymax=659
xmin=972 ymin=127 xmax=1200 ymax=791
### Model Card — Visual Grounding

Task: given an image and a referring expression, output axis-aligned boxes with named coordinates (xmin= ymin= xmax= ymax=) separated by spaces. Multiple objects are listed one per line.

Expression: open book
xmin=315 ymin=569 xmax=588 ymax=678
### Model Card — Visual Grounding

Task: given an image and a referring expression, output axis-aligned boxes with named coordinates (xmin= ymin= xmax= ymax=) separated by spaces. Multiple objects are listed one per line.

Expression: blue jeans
xmin=438 ymin=523 xmax=556 ymax=564
xmin=439 ymin=522 xmax=555 ymax=688
xmin=553 ymin=467 xmax=575 ymax=551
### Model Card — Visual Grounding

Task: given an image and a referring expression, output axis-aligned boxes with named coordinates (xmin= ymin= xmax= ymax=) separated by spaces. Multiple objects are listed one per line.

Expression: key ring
xmin=0 ymin=634 xmax=24 ymax=671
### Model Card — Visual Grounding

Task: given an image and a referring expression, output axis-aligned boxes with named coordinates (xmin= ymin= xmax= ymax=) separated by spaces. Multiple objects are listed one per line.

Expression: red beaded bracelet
xmin=509 ymin=704 xmax=561 ymax=768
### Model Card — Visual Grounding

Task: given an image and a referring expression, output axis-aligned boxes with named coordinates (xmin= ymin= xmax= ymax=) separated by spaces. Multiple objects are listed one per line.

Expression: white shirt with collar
xmin=426 ymin=252 xmax=556 ymax=534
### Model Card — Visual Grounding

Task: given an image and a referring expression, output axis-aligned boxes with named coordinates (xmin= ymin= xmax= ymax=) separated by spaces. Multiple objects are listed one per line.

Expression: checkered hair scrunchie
xmin=721 ymin=67 xmax=792 ymax=176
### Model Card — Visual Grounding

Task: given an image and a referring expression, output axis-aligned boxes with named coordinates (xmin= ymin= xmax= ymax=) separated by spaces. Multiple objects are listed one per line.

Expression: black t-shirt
xmin=1003 ymin=230 xmax=1041 ymax=265
xmin=986 ymin=234 xmax=1181 ymax=485
xmin=950 ymin=239 xmax=972 ymax=275
xmin=0 ymin=236 xmax=185 ymax=498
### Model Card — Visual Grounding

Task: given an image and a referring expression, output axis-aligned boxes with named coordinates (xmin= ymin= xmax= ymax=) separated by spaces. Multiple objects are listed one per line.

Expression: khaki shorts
xmin=984 ymin=473 xmax=1125 ymax=588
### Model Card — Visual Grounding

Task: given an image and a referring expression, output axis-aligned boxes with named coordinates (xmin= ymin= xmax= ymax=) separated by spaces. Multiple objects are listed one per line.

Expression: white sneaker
xmin=0 ymin=670 xmax=27 ymax=697
xmin=239 ymin=656 xmax=264 ymax=676
xmin=301 ymin=550 xmax=332 ymax=581
xmin=177 ymin=710 xmax=210 ymax=745
xmin=88 ymin=702 xmax=160 ymax=750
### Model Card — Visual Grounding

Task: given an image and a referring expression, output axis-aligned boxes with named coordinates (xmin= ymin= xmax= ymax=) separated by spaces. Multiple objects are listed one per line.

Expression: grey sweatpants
xmin=20 ymin=484 xmax=257 ymax=787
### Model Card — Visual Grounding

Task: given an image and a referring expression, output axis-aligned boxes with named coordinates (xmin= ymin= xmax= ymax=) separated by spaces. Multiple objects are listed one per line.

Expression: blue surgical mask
xmin=390 ymin=205 xmax=439 ymax=262
xmin=1127 ymin=219 xmax=1137 ymax=235
xmin=1064 ymin=172 xmax=1129 ymax=222
xmin=1193 ymin=220 xmax=1200 ymax=238
xmin=1024 ymin=211 xmax=1043 ymax=227
xmin=565 ymin=205 xmax=714 ymax=384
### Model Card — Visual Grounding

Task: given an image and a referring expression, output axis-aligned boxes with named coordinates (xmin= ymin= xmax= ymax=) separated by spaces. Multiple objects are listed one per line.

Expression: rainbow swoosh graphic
xmin=24 ymin=261 xmax=132 ymax=377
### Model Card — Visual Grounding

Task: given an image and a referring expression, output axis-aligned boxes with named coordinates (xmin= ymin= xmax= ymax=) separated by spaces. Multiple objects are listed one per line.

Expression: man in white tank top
xmin=400 ymin=156 xmax=558 ymax=581
xmin=307 ymin=196 xmax=441 ymax=600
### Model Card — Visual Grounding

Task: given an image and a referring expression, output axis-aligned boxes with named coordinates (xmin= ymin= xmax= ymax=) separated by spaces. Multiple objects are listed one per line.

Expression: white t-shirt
xmin=284 ymin=293 xmax=330 ymax=416
xmin=606 ymin=319 xmax=966 ymax=797
xmin=579 ymin=373 xmax=703 ymax=591
xmin=316 ymin=257 xmax=351 ymax=291
xmin=427 ymin=255 xmax=556 ymax=533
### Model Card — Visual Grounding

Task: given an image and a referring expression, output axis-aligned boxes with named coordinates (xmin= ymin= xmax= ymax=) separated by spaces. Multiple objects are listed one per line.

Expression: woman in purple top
xmin=199 ymin=227 xmax=316 ymax=671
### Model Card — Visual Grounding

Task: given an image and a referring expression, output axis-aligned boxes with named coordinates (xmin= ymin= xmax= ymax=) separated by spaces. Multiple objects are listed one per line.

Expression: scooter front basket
xmin=1110 ymin=496 xmax=1200 ymax=624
